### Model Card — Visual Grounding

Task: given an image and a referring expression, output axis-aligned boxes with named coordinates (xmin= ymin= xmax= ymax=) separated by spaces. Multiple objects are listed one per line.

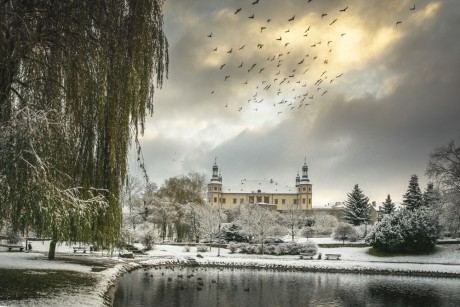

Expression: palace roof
xmin=222 ymin=179 xmax=297 ymax=194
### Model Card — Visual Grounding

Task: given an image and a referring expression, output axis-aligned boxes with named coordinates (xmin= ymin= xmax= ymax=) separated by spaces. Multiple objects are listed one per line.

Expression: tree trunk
xmin=48 ymin=240 xmax=57 ymax=260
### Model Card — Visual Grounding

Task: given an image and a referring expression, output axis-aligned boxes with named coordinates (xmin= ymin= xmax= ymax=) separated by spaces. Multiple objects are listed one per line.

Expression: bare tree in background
xmin=427 ymin=135 xmax=460 ymax=237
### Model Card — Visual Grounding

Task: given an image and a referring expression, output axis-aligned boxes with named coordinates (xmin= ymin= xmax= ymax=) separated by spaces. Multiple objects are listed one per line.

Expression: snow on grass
xmin=1 ymin=238 xmax=460 ymax=306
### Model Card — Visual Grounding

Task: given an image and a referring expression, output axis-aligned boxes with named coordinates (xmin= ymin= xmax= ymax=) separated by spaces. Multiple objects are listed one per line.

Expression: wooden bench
xmin=325 ymin=253 xmax=341 ymax=260
xmin=6 ymin=245 xmax=24 ymax=252
xmin=299 ymin=253 xmax=314 ymax=260
xmin=73 ymin=246 xmax=87 ymax=253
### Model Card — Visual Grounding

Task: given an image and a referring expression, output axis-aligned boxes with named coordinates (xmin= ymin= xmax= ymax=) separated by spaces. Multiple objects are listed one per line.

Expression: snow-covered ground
xmin=1 ymin=238 xmax=459 ymax=306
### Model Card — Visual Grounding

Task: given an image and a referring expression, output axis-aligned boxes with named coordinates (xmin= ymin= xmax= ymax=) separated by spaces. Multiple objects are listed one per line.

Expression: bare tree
xmin=237 ymin=205 xmax=278 ymax=254
xmin=282 ymin=204 xmax=305 ymax=241
xmin=196 ymin=204 xmax=226 ymax=251
xmin=427 ymin=135 xmax=460 ymax=237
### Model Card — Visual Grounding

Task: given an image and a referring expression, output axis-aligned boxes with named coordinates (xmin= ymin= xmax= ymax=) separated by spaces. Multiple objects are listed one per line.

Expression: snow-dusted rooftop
xmin=222 ymin=179 xmax=297 ymax=194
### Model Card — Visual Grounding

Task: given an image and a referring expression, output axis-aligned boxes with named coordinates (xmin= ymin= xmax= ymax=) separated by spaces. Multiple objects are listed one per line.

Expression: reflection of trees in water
xmin=113 ymin=268 xmax=457 ymax=307
xmin=367 ymin=278 xmax=441 ymax=307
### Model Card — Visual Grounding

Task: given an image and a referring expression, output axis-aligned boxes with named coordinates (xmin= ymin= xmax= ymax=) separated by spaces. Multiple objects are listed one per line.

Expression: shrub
xmin=227 ymin=243 xmax=238 ymax=253
xmin=236 ymin=242 xmax=318 ymax=256
xmin=196 ymin=245 xmax=208 ymax=252
xmin=299 ymin=241 xmax=319 ymax=256
xmin=366 ymin=208 xmax=441 ymax=253
xmin=274 ymin=244 xmax=289 ymax=255
xmin=264 ymin=244 xmax=277 ymax=255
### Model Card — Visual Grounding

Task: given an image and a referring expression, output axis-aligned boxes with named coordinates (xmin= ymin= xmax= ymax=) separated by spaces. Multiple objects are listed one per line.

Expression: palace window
xmin=293 ymin=199 xmax=297 ymax=205
xmin=214 ymin=186 xmax=217 ymax=191
xmin=274 ymin=199 xmax=278 ymax=205
xmin=240 ymin=198 xmax=244 ymax=204
xmin=249 ymin=196 xmax=254 ymax=204
xmin=233 ymin=198 xmax=237 ymax=204
xmin=257 ymin=196 xmax=262 ymax=203
xmin=214 ymin=197 xmax=217 ymax=203
xmin=282 ymin=199 xmax=286 ymax=205
xmin=264 ymin=196 xmax=269 ymax=203
xmin=222 ymin=198 xmax=226 ymax=204
xmin=302 ymin=199 xmax=306 ymax=204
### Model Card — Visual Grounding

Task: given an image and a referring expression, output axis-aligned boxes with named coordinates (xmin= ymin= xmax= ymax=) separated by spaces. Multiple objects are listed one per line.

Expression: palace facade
xmin=207 ymin=159 xmax=313 ymax=211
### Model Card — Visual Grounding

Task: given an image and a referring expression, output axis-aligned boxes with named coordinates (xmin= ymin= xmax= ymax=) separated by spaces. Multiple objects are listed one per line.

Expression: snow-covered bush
xmin=366 ymin=208 xmax=441 ymax=253
xmin=220 ymin=223 xmax=247 ymax=242
xmin=265 ymin=244 xmax=277 ymax=255
xmin=196 ymin=245 xmax=208 ymax=252
xmin=236 ymin=242 xmax=316 ymax=255
xmin=299 ymin=241 xmax=318 ymax=256
xmin=332 ymin=223 xmax=358 ymax=243
xmin=275 ymin=244 xmax=290 ymax=255
xmin=227 ymin=243 xmax=238 ymax=253
xmin=183 ymin=246 xmax=190 ymax=252
xmin=354 ymin=224 xmax=371 ymax=238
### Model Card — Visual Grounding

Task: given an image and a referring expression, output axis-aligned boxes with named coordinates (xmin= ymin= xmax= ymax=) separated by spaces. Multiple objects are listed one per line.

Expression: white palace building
xmin=207 ymin=159 xmax=313 ymax=211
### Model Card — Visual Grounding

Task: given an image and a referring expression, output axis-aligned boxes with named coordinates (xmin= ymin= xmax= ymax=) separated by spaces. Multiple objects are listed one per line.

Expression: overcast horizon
xmin=128 ymin=0 xmax=460 ymax=205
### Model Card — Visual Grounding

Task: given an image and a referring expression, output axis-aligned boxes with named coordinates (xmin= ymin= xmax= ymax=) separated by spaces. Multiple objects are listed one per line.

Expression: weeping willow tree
xmin=0 ymin=0 xmax=168 ymax=259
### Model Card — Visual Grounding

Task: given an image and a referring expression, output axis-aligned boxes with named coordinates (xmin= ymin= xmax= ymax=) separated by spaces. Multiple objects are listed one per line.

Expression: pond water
xmin=112 ymin=266 xmax=460 ymax=307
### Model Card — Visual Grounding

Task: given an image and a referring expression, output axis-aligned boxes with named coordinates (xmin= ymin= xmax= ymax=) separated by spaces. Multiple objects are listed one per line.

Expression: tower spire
xmin=301 ymin=157 xmax=310 ymax=183
xmin=211 ymin=157 xmax=222 ymax=183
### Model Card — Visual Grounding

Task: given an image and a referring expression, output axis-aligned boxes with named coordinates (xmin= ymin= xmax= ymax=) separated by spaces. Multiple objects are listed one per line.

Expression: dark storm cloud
xmin=136 ymin=0 xmax=460 ymax=204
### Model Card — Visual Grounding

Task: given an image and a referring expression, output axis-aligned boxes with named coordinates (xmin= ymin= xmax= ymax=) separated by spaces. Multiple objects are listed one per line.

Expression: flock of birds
xmin=204 ymin=0 xmax=419 ymax=115
xmin=145 ymin=265 xmax=250 ymax=292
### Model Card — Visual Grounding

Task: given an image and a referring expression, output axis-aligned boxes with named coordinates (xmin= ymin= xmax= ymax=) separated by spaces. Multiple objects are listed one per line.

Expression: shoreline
xmin=2 ymin=242 xmax=459 ymax=306
xmin=103 ymin=255 xmax=460 ymax=306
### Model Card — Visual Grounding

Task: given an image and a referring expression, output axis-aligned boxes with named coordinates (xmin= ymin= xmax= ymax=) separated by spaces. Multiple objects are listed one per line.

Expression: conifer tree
xmin=381 ymin=194 xmax=396 ymax=215
xmin=344 ymin=184 xmax=370 ymax=226
xmin=423 ymin=182 xmax=440 ymax=208
xmin=403 ymin=175 xmax=424 ymax=210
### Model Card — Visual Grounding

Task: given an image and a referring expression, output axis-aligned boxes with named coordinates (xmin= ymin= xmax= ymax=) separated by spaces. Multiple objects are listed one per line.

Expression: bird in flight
xmin=220 ymin=64 xmax=226 ymax=70
xmin=339 ymin=6 xmax=348 ymax=12
xmin=239 ymin=45 xmax=245 ymax=50
xmin=249 ymin=14 xmax=255 ymax=19
xmin=252 ymin=0 xmax=259 ymax=4
xmin=227 ymin=48 xmax=232 ymax=53
xmin=288 ymin=15 xmax=295 ymax=22
xmin=235 ymin=8 xmax=242 ymax=14
xmin=321 ymin=13 xmax=327 ymax=19
xmin=207 ymin=33 xmax=212 ymax=38
xmin=410 ymin=4 xmax=415 ymax=10
xmin=396 ymin=21 xmax=402 ymax=26
xmin=261 ymin=26 xmax=266 ymax=33
xmin=330 ymin=19 xmax=337 ymax=25
xmin=225 ymin=76 xmax=230 ymax=81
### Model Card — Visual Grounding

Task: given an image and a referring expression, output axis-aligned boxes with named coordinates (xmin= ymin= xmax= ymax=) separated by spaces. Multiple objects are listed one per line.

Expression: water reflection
xmin=113 ymin=267 xmax=460 ymax=307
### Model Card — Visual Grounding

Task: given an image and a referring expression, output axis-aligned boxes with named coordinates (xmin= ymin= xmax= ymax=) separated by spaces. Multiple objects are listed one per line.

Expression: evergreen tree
xmin=423 ymin=182 xmax=440 ymax=208
xmin=381 ymin=194 xmax=395 ymax=215
xmin=344 ymin=184 xmax=370 ymax=226
xmin=403 ymin=175 xmax=424 ymax=210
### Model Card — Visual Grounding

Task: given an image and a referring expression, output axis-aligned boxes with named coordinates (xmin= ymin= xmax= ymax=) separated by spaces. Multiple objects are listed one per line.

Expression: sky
xmin=129 ymin=0 xmax=460 ymax=206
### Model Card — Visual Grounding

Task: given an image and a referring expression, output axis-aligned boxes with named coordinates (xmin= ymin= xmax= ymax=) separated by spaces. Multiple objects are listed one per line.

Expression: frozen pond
xmin=113 ymin=266 xmax=460 ymax=306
